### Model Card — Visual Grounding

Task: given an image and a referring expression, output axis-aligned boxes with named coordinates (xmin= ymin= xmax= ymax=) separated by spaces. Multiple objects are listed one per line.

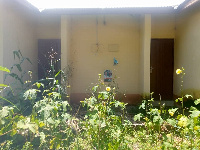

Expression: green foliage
xmin=132 ymin=68 xmax=200 ymax=149
xmin=2 ymin=50 xmax=33 ymax=114
xmin=1 ymin=62 xmax=200 ymax=149
xmin=0 ymin=66 xmax=10 ymax=73
xmin=80 ymin=75 xmax=132 ymax=149
xmin=0 ymin=66 xmax=10 ymax=91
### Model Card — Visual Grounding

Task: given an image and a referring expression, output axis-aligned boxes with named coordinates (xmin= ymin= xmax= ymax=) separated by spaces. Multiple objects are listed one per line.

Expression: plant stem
xmin=0 ymin=96 xmax=20 ymax=111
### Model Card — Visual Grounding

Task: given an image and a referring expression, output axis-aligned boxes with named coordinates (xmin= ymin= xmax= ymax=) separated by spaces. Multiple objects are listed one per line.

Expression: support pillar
xmin=140 ymin=14 xmax=151 ymax=95
xmin=61 ymin=15 xmax=71 ymax=69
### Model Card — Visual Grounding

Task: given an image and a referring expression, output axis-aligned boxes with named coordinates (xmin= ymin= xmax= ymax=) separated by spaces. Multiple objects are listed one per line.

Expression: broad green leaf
xmin=0 ymin=66 xmax=10 ymax=73
xmin=17 ymin=118 xmax=38 ymax=134
xmin=35 ymin=82 xmax=44 ymax=89
xmin=62 ymin=101 xmax=69 ymax=112
xmin=134 ymin=113 xmax=143 ymax=121
xmin=28 ymin=123 xmax=38 ymax=134
xmin=0 ymin=106 xmax=9 ymax=118
xmin=190 ymin=110 xmax=200 ymax=118
xmin=153 ymin=115 xmax=163 ymax=124
xmin=167 ymin=119 xmax=176 ymax=126
xmin=47 ymin=118 xmax=54 ymax=124
xmin=194 ymin=99 xmax=200 ymax=105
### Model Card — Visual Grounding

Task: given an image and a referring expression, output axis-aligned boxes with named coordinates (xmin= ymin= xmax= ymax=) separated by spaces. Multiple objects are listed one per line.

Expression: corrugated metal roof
xmin=26 ymin=0 xmax=186 ymax=11
xmin=176 ymin=0 xmax=200 ymax=11
xmin=41 ymin=7 xmax=176 ymax=15
xmin=18 ymin=0 xmax=199 ymax=14
xmin=184 ymin=0 xmax=199 ymax=8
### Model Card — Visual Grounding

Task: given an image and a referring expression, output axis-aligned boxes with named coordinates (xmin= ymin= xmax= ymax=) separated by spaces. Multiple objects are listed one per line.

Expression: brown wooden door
xmin=38 ymin=39 xmax=61 ymax=80
xmin=150 ymin=39 xmax=174 ymax=100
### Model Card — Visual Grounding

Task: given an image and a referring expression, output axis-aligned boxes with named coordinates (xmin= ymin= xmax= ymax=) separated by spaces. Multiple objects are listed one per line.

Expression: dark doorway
xmin=38 ymin=39 xmax=61 ymax=80
xmin=150 ymin=39 xmax=174 ymax=100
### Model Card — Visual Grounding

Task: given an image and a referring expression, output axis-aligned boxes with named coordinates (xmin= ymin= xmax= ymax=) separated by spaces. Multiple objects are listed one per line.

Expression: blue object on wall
xmin=114 ymin=57 xmax=118 ymax=65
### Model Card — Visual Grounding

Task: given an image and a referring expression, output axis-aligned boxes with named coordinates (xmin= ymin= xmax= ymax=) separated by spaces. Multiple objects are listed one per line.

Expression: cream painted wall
xmin=69 ymin=15 xmax=140 ymax=95
xmin=151 ymin=14 xmax=175 ymax=39
xmin=37 ymin=15 xmax=61 ymax=39
xmin=174 ymin=5 xmax=200 ymax=98
xmin=2 ymin=1 xmax=38 ymax=83
xmin=0 ymin=1 xmax=3 ymax=85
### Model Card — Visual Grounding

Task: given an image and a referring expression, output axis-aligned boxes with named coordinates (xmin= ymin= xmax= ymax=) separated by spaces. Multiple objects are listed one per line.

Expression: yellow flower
xmin=178 ymin=116 xmax=188 ymax=127
xmin=169 ymin=111 xmax=174 ymax=116
xmin=144 ymin=117 xmax=149 ymax=122
xmin=106 ymin=87 xmax=111 ymax=92
xmin=194 ymin=126 xmax=199 ymax=131
xmin=176 ymin=69 xmax=182 ymax=75
xmin=166 ymin=133 xmax=171 ymax=138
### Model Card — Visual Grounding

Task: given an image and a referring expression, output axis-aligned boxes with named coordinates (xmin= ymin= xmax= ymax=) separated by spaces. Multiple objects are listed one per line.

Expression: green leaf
xmin=26 ymin=58 xmax=32 ymax=64
xmin=194 ymin=99 xmax=200 ymax=105
xmin=17 ymin=118 xmax=38 ymax=134
xmin=190 ymin=110 xmax=200 ymax=118
xmin=167 ymin=119 xmax=176 ymax=126
xmin=0 ymin=96 xmax=20 ymax=111
xmin=62 ymin=101 xmax=69 ymax=112
xmin=92 ymin=85 xmax=98 ymax=92
xmin=47 ymin=118 xmax=54 ymax=124
xmin=101 ymin=121 xmax=106 ymax=128
xmin=16 ymin=64 xmax=22 ymax=72
xmin=0 ymin=84 xmax=8 ymax=87
xmin=7 ymin=73 xmax=23 ymax=84
xmin=0 ymin=106 xmax=10 ymax=118
xmin=10 ymin=129 xmax=17 ymax=136
xmin=185 ymin=94 xmax=193 ymax=99
xmin=55 ymin=70 xmax=61 ymax=78
xmin=13 ymin=50 xmax=21 ymax=60
xmin=0 ymin=66 xmax=10 ymax=73
xmin=134 ymin=113 xmax=143 ymax=121
xmin=153 ymin=115 xmax=163 ymax=124
xmin=40 ymin=132 xmax=46 ymax=143
xmin=34 ymin=82 xmax=44 ymax=89
xmin=139 ymin=100 xmax=146 ymax=109
xmin=52 ymin=92 xmax=61 ymax=99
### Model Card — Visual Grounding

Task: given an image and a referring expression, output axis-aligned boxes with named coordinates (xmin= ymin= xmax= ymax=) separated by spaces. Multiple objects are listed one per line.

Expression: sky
xmin=26 ymin=0 xmax=186 ymax=11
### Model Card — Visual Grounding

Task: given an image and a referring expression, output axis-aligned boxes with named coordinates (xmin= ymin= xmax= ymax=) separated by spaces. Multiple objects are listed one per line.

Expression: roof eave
xmin=40 ymin=7 xmax=176 ymax=15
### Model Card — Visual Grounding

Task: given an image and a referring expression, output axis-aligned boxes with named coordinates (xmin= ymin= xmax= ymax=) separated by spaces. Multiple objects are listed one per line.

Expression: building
xmin=0 ymin=0 xmax=200 ymax=104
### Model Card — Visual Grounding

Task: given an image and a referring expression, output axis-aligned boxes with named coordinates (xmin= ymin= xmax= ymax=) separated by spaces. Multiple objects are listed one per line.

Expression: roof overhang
xmin=40 ymin=7 xmax=176 ymax=15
